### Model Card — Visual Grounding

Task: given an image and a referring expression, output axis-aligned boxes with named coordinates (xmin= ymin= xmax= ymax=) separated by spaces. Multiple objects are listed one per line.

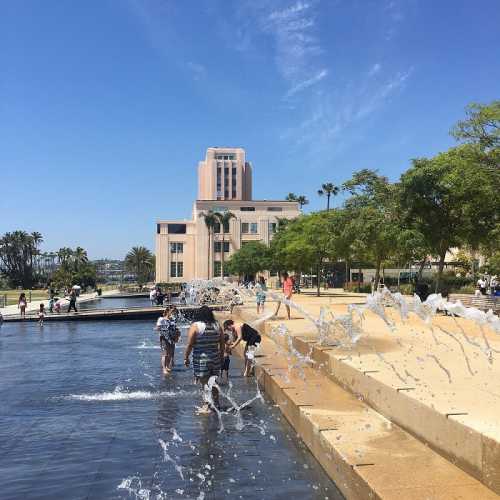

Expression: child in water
xmin=220 ymin=329 xmax=234 ymax=384
xmin=38 ymin=303 xmax=45 ymax=326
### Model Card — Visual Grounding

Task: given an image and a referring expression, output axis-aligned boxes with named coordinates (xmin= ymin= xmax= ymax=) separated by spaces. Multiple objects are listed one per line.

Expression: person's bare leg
xmin=274 ymin=301 xmax=281 ymax=317
xmin=162 ymin=354 xmax=169 ymax=374
xmin=196 ymin=376 xmax=212 ymax=414
xmin=167 ymin=344 xmax=175 ymax=371
xmin=285 ymin=304 xmax=291 ymax=320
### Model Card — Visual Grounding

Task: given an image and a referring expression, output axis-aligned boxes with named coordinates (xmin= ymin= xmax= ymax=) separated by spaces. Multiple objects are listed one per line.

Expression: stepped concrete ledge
xmin=231 ymin=292 xmax=500 ymax=498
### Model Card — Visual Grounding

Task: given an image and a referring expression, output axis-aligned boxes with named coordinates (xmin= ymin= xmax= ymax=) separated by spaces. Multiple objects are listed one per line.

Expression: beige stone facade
xmin=156 ymin=147 xmax=300 ymax=283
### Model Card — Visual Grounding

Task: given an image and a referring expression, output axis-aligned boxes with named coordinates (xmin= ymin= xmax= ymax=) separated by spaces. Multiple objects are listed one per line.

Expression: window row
xmin=215 ymin=154 xmax=235 ymax=160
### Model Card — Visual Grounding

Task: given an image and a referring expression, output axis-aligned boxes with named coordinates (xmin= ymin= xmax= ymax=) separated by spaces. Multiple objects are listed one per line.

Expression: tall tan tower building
xmin=198 ymin=147 xmax=252 ymax=201
xmin=156 ymin=147 xmax=300 ymax=283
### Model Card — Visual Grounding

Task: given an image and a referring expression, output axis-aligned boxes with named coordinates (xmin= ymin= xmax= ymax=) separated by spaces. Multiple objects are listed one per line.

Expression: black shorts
xmin=222 ymin=357 xmax=230 ymax=371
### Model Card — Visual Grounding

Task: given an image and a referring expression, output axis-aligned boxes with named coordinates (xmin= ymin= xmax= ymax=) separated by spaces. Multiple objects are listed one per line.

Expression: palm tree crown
xmin=317 ymin=183 xmax=339 ymax=210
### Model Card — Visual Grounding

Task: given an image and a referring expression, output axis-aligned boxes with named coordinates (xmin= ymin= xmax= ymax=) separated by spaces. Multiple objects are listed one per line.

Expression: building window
xmin=170 ymin=242 xmax=183 ymax=253
xmin=241 ymin=222 xmax=258 ymax=234
xmin=269 ymin=222 xmax=277 ymax=234
xmin=214 ymin=241 xmax=230 ymax=253
xmin=170 ymin=262 xmax=183 ymax=278
xmin=232 ymin=166 xmax=236 ymax=175
xmin=157 ymin=224 xmax=161 ymax=234
xmin=240 ymin=207 xmax=255 ymax=211
xmin=168 ymin=224 xmax=186 ymax=234
xmin=267 ymin=207 xmax=283 ymax=212
xmin=214 ymin=261 xmax=221 ymax=276
xmin=215 ymin=154 xmax=235 ymax=161
xmin=213 ymin=261 xmax=228 ymax=277
xmin=214 ymin=222 xmax=230 ymax=233
xmin=232 ymin=189 xmax=237 ymax=198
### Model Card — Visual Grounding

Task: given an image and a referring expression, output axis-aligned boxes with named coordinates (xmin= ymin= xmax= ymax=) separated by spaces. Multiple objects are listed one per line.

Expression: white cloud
xmin=263 ymin=1 xmax=322 ymax=87
xmin=285 ymin=69 xmax=328 ymax=98
xmin=368 ymin=63 xmax=381 ymax=77
xmin=186 ymin=61 xmax=207 ymax=81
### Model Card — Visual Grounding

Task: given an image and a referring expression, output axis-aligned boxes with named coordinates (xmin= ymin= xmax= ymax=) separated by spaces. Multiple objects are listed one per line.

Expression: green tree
xmin=452 ymin=100 xmax=500 ymax=149
xmin=317 ymin=183 xmax=339 ymax=211
xmin=226 ymin=242 xmax=271 ymax=278
xmin=269 ymin=212 xmax=340 ymax=296
xmin=0 ymin=230 xmax=41 ymax=287
xmin=199 ymin=210 xmax=217 ymax=279
xmin=400 ymin=145 xmax=499 ymax=292
xmin=342 ymin=170 xmax=399 ymax=286
xmin=125 ymin=246 xmax=154 ymax=286
xmin=214 ymin=211 xmax=236 ymax=278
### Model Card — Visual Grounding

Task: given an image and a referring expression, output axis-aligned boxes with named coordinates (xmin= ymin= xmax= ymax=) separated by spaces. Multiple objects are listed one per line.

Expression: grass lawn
xmin=0 ymin=289 xmax=50 ymax=306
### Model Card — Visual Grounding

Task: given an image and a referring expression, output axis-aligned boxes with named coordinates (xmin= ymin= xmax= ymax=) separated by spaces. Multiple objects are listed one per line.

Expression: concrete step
xmin=253 ymin=312 xmax=500 ymax=496
xmin=232 ymin=313 xmax=499 ymax=499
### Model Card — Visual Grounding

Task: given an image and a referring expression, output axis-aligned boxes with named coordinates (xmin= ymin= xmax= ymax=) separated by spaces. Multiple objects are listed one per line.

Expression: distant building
xmin=155 ymin=147 xmax=300 ymax=283
xmin=94 ymin=259 xmax=135 ymax=284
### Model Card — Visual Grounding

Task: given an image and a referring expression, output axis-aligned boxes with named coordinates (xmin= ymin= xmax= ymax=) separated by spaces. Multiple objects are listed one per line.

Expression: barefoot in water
xmin=196 ymin=403 xmax=211 ymax=415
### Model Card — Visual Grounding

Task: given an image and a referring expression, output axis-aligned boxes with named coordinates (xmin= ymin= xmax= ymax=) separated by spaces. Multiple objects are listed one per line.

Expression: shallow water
xmin=0 ymin=317 xmax=342 ymax=499
xmin=79 ymin=297 xmax=154 ymax=310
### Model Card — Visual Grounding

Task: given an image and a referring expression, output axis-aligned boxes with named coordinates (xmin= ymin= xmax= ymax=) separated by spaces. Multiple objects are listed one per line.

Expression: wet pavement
xmin=0 ymin=316 xmax=342 ymax=499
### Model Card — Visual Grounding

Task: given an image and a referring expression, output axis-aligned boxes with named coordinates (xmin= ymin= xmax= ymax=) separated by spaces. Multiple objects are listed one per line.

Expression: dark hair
xmin=259 ymin=276 xmax=266 ymax=285
xmin=195 ymin=305 xmax=215 ymax=323
xmin=223 ymin=319 xmax=234 ymax=330
xmin=282 ymin=272 xmax=289 ymax=279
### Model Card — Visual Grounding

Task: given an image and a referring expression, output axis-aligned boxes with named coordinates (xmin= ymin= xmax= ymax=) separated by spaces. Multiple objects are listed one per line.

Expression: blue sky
xmin=1 ymin=0 xmax=499 ymax=259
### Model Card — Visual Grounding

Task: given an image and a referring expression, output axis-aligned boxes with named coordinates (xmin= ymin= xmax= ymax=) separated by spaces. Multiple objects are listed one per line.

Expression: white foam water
xmin=135 ymin=342 xmax=160 ymax=350
xmin=63 ymin=386 xmax=183 ymax=402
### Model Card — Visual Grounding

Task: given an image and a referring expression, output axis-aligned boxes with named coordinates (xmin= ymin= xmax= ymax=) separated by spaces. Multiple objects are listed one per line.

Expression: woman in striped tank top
xmin=184 ymin=306 xmax=225 ymax=414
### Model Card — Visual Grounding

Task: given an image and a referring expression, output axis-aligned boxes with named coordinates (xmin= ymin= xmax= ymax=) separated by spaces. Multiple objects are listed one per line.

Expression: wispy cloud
xmin=186 ymin=61 xmax=207 ymax=81
xmin=263 ymin=1 xmax=322 ymax=94
xmin=285 ymin=68 xmax=328 ymax=98
xmin=368 ymin=63 xmax=382 ymax=77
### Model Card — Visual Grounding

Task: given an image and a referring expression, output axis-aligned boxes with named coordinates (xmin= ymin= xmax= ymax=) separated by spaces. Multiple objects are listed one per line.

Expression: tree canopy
xmin=226 ymin=241 xmax=271 ymax=278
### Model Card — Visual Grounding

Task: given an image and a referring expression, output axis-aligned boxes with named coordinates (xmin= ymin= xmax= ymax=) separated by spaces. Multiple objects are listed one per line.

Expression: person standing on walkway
xmin=223 ymin=319 xmax=262 ymax=377
xmin=67 ymin=289 xmax=78 ymax=313
xmin=18 ymin=293 xmax=27 ymax=319
xmin=184 ymin=306 xmax=224 ymax=414
xmin=274 ymin=272 xmax=294 ymax=320
xmin=155 ymin=307 xmax=180 ymax=375
xmin=255 ymin=276 xmax=267 ymax=314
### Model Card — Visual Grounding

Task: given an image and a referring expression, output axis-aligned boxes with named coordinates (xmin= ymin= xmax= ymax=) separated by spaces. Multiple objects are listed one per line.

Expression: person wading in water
xmin=184 ymin=306 xmax=224 ymax=414
xmin=155 ymin=307 xmax=180 ymax=375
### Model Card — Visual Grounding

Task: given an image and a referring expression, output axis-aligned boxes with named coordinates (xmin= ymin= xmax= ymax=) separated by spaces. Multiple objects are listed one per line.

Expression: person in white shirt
xmin=150 ymin=288 xmax=157 ymax=306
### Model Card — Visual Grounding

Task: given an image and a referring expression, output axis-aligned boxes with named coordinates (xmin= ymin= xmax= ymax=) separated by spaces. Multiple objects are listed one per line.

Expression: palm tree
xmin=125 ymin=246 xmax=154 ymax=285
xmin=317 ymin=183 xmax=339 ymax=211
xmin=73 ymin=246 xmax=88 ymax=272
xmin=199 ymin=210 xmax=217 ymax=279
xmin=296 ymin=195 xmax=309 ymax=209
xmin=57 ymin=247 xmax=73 ymax=268
xmin=215 ymin=211 xmax=236 ymax=278
xmin=286 ymin=192 xmax=308 ymax=209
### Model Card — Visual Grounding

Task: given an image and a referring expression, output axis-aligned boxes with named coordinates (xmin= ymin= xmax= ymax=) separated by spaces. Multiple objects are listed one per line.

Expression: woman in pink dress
xmin=274 ymin=272 xmax=293 ymax=320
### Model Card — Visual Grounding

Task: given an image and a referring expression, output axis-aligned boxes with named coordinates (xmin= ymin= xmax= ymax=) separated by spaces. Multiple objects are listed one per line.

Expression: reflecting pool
xmin=0 ymin=317 xmax=342 ymax=499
